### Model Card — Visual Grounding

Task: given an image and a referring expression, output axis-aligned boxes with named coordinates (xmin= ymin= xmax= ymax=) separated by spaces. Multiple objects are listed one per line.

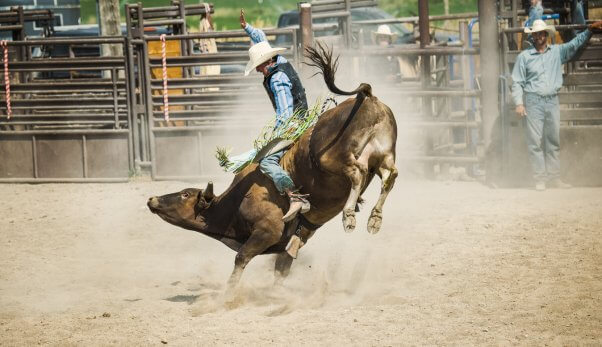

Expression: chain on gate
xmin=160 ymin=34 xmax=169 ymax=122
xmin=1 ymin=40 xmax=11 ymax=119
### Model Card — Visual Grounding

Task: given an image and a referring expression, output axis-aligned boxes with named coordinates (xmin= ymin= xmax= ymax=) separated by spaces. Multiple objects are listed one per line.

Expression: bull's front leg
xmin=226 ymin=222 xmax=282 ymax=291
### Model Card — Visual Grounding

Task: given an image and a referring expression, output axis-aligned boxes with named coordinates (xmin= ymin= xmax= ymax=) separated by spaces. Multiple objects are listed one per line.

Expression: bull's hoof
xmin=367 ymin=209 xmax=382 ymax=234
xmin=342 ymin=208 xmax=356 ymax=233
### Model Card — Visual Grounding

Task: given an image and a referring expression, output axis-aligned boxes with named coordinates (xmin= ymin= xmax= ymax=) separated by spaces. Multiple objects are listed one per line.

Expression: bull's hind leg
xmin=342 ymin=152 xmax=370 ymax=233
xmin=367 ymin=154 xmax=398 ymax=234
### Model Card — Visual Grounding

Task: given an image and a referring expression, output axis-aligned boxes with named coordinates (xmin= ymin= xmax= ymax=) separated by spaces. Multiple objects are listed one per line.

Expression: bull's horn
xmin=203 ymin=181 xmax=214 ymax=200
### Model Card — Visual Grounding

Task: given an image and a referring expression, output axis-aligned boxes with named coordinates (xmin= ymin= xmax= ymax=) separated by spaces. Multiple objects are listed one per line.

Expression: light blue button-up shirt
xmin=244 ymin=23 xmax=294 ymax=130
xmin=511 ymin=29 xmax=591 ymax=105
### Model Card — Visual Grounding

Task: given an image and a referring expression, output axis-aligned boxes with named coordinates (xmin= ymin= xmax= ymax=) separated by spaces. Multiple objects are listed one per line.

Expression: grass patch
xmin=81 ymin=0 xmax=478 ymax=28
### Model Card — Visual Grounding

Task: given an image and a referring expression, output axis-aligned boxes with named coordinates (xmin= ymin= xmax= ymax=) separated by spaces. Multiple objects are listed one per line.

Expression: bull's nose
xmin=148 ymin=196 xmax=159 ymax=209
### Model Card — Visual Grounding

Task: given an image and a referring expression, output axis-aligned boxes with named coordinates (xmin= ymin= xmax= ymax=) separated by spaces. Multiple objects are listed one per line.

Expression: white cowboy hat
xmin=244 ymin=41 xmax=286 ymax=76
xmin=524 ymin=19 xmax=556 ymax=36
xmin=371 ymin=24 xmax=398 ymax=43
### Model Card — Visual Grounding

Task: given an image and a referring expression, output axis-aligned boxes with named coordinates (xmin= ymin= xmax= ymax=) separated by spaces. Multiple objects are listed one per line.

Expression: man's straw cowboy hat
xmin=524 ymin=19 xmax=556 ymax=36
xmin=244 ymin=41 xmax=286 ymax=76
xmin=372 ymin=24 xmax=398 ymax=42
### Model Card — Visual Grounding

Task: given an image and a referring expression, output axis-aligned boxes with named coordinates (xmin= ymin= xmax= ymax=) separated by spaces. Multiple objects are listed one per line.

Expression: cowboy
xmin=372 ymin=24 xmax=397 ymax=47
xmin=240 ymin=9 xmax=310 ymax=222
xmin=369 ymin=24 xmax=414 ymax=83
xmin=512 ymin=19 xmax=602 ymax=191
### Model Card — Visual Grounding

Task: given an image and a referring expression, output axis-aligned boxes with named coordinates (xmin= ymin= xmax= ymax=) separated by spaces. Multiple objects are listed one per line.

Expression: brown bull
xmin=147 ymin=43 xmax=398 ymax=288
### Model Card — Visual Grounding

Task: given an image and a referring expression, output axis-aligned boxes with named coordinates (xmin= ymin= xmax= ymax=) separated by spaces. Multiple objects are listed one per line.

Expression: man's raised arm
xmin=559 ymin=20 xmax=602 ymax=63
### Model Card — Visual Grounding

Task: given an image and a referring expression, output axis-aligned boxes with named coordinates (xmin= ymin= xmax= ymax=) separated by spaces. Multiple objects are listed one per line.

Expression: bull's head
xmin=147 ymin=182 xmax=215 ymax=228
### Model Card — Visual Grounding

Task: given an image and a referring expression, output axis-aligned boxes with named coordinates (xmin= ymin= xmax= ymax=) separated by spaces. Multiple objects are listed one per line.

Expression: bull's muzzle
xmin=147 ymin=196 xmax=160 ymax=212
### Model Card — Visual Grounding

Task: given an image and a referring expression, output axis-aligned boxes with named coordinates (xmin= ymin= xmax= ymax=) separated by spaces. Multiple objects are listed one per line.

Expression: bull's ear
xmin=203 ymin=181 xmax=214 ymax=201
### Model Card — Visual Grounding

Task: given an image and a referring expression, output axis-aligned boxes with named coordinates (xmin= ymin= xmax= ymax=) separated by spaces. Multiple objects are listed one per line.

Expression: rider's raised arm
xmin=244 ymin=23 xmax=268 ymax=44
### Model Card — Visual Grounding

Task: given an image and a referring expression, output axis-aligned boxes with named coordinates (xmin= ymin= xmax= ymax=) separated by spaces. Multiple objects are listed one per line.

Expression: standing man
xmin=240 ymin=9 xmax=310 ymax=222
xmin=512 ymin=19 xmax=602 ymax=190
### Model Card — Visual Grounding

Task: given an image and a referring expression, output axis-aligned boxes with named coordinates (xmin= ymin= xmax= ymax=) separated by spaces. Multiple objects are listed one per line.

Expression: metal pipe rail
xmin=502 ymin=24 xmax=593 ymax=33
xmin=151 ymin=108 xmax=271 ymax=118
xmin=2 ymin=37 xmax=126 ymax=45
xmin=313 ymin=11 xmax=350 ymax=19
xmin=150 ymin=94 xmax=264 ymax=103
xmin=128 ymin=3 xmax=214 ymax=19
xmin=142 ymin=28 xmax=295 ymax=41
xmin=147 ymin=52 xmax=294 ymax=67
xmin=0 ymin=25 xmax=22 ymax=31
xmin=354 ymin=12 xmax=479 ymax=25
xmin=149 ymin=76 xmax=261 ymax=88
xmin=0 ymin=120 xmax=128 ymax=126
xmin=344 ymin=45 xmax=479 ymax=56
xmin=402 ymin=120 xmax=480 ymax=128
xmin=150 ymin=99 xmax=264 ymax=108
xmin=280 ymin=23 xmax=339 ymax=31
xmin=385 ymin=89 xmax=481 ymax=97
xmin=0 ymin=9 xmax=53 ymax=18
xmin=400 ymin=155 xmax=480 ymax=163
xmin=311 ymin=0 xmax=377 ymax=12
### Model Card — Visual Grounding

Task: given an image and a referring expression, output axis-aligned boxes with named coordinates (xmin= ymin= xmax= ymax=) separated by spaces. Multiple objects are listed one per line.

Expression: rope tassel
xmin=160 ymin=34 xmax=169 ymax=122
xmin=1 ymin=40 xmax=11 ymax=119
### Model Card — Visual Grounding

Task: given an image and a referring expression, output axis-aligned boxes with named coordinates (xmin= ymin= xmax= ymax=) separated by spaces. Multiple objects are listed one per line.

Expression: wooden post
xmin=418 ymin=0 xmax=434 ymax=177
xmin=459 ymin=20 xmax=471 ymax=149
xmin=99 ymin=0 xmax=123 ymax=78
xmin=344 ymin=0 xmax=352 ymax=47
xmin=299 ymin=2 xmax=313 ymax=59
xmin=478 ymin=0 xmax=501 ymax=182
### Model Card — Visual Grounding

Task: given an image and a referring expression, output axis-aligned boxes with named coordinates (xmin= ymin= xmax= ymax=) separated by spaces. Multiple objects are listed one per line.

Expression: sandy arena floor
xmin=0 ymin=179 xmax=601 ymax=345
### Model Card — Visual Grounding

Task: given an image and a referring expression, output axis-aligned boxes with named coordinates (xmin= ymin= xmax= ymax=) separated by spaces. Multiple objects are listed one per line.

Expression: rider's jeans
xmin=259 ymin=149 xmax=295 ymax=193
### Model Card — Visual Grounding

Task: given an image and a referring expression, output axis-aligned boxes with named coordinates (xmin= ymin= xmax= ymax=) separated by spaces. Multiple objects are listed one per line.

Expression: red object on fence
xmin=160 ymin=34 xmax=169 ymax=122
xmin=1 ymin=40 xmax=11 ymax=119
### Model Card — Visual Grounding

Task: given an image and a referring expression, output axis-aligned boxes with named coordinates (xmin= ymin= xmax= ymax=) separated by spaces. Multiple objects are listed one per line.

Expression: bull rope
xmin=1 ymin=40 xmax=11 ymax=119
xmin=160 ymin=34 xmax=169 ymax=122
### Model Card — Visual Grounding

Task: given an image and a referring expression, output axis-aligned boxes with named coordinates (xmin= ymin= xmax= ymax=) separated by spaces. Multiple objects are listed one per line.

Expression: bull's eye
xmin=181 ymin=192 xmax=190 ymax=199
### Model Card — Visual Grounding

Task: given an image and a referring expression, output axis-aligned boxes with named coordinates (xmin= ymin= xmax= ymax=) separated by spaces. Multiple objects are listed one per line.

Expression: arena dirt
xmin=0 ymin=178 xmax=600 ymax=345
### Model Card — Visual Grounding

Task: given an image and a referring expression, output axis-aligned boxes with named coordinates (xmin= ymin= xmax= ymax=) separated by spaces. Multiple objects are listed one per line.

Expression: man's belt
xmin=525 ymin=92 xmax=557 ymax=100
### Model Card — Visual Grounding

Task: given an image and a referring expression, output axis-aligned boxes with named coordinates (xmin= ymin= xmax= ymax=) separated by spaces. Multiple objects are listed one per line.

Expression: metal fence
xmin=0 ymin=37 xmax=132 ymax=182
xmin=2 ymin=1 xmax=601 ymax=184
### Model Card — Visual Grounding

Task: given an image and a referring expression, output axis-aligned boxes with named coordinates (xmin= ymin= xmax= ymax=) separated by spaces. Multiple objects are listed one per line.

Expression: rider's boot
xmin=282 ymin=190 xmax=310 ymax=222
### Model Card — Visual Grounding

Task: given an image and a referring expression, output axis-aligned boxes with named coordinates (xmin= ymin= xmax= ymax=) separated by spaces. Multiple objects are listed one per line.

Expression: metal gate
xmin=0 ymin=37 xmax=133 ymax=182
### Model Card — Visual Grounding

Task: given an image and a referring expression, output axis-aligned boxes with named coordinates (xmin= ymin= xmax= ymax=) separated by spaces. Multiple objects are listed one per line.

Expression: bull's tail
xmin=304 ymin=41 xmax=372 ymax=98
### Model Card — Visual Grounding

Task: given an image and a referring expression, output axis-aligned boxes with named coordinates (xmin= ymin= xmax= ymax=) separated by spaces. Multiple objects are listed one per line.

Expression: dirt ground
xmin=1 ymin=178 xmax=601 ymax=345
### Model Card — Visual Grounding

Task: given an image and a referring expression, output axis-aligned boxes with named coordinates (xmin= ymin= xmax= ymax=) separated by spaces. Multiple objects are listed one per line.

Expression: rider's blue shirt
xmin=245 ymin=24 xmax=294 ymax=130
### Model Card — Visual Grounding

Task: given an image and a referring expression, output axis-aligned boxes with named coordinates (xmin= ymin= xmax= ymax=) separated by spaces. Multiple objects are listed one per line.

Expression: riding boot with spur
xmin=282 ymin=191 xmax=310 ymax=222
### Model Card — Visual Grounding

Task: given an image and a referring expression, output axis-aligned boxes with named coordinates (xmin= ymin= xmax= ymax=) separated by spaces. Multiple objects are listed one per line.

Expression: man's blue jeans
xmin=259 ymin=149 xmax=295 ymax=193
xmin=523 ymin=93 xmax=561 ymax=181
